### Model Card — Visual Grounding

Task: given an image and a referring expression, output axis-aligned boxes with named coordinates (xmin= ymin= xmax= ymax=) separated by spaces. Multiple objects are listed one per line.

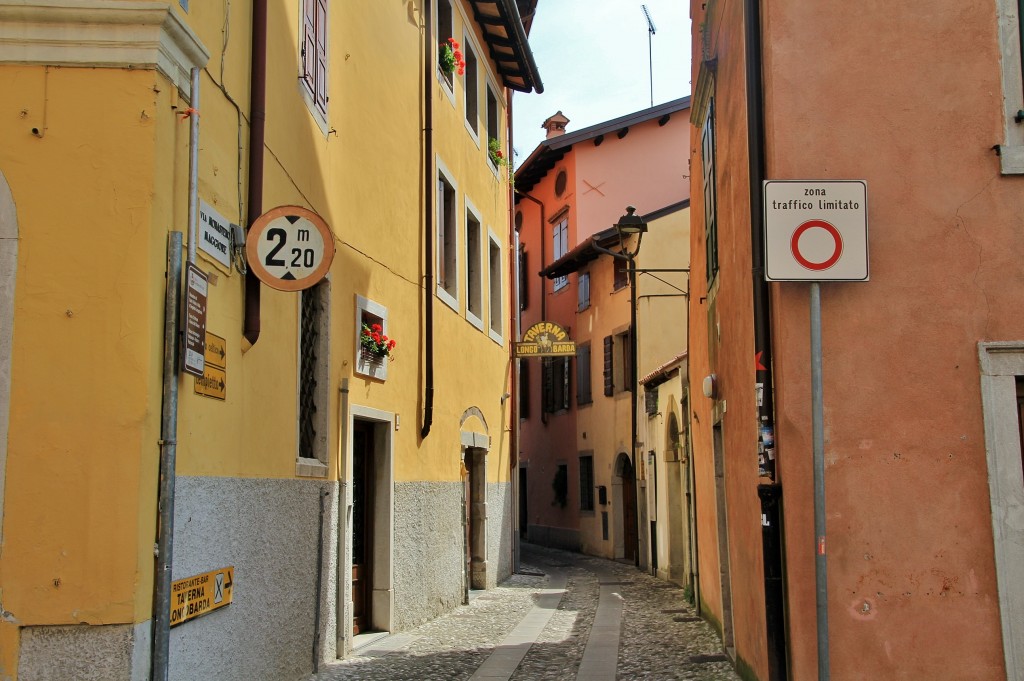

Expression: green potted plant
xmin=360 ymin=323 xmax=396 ymax=362
xmin=439 ymin=37 xmax=465 ymax=77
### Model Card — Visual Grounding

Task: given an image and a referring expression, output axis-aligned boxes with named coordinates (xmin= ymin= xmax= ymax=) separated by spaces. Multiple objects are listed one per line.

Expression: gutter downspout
xmin=152 ymin=232 xmax=182 ymax=681
xmin=513 ymin=190 xmax=545 ymax=426
xmin=335 ymin=378 xmax=350 ymax=655
xmin=421 ymin=0 xmax=435 ymax=439
xmin=243 ymin=0 xmax=267 ymax=349
xmin=744 ymin=0 xmax=788 ymax=677
xmin=507 ymin=92 xmax=521 ymax=573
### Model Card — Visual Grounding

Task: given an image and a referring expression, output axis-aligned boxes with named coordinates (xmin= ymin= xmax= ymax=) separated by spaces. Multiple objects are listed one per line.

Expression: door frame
xmin=979 ymin=342 xmax=1024 ymax=681
xmin=461 ymin=429 xmax=489 ymax=592
xmin=340 ymin=405 xmax=394 ymax=652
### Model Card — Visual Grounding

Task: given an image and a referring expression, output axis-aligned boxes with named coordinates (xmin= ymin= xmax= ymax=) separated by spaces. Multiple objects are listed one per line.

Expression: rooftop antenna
xmin=642 ymin=4 xmax=656 ymax=107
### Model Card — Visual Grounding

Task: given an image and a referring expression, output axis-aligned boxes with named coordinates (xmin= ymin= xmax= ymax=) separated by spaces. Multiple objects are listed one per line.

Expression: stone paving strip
xmin=309 ymin=544 xmax=742 ymax=681
xmin=469 ymin=569 xmax=568 ymax=680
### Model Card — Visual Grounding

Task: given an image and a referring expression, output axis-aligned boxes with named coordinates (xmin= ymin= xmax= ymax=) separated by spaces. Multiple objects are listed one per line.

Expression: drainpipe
xmin=335 ymin=378 xmax=350 ymax=655
xmin=152 ymin=232 xmax=182 ymax=681
xmin=421 ymin=0 xmax=435 ymax=439
xmin=243 ymin=0 xmax=267 ymax=349
xmin=507 ymin=92 xmax=521 ymax=573
xmin=744 ymin=0 xmax=788 ymax=676
xmin=513 ymin=190 xmax=545 ymax=426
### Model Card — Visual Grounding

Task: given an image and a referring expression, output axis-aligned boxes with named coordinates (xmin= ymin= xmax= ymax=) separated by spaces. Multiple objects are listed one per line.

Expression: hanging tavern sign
xmin=516 ymin=321 xmax=576 ymax=357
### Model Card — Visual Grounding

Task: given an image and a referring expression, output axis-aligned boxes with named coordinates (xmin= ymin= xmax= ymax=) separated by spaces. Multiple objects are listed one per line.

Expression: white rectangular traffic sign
xmin=764 ymin=180 xmax=869 ymax=281
xmin=199 ymin=200 xmax=233 ymax=269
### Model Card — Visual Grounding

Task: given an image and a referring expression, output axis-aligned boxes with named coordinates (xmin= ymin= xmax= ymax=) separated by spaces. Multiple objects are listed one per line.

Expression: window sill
xmin=438 ymin=286 xmax=459 ymax=313
xmin=437 ymin=71 xmax=456 ymax=107
xmin=999 ymin=145 xmax=1024 ymax=174
xmin=295 ymin=457 xmax=328 ymax=478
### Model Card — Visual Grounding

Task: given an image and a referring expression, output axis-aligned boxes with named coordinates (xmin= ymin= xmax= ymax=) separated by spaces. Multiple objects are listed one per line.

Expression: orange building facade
xmin=688 ymin=0 xmax=1024 ymax=679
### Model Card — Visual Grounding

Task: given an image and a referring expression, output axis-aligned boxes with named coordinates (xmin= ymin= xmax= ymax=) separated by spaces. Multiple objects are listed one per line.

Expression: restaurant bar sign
xmin=170 ymin=566 xmax=234 ymax=627
xmin=516 ymin=321 xmax=576 ymax=357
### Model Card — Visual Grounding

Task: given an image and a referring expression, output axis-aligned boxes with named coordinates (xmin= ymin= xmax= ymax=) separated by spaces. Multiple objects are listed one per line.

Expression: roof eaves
xmin=640 ymin=351 xmax=689 ymax=387
xmin=467 ymin=0 xmax=544 ymax=93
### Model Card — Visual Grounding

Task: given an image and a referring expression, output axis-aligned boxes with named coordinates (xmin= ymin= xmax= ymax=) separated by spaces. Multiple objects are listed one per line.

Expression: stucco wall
xmin=393 ymin=482 xmax=465 ymax=630
xmin=169 ymin=476 xmax=337 ymax=681
xmin=17 ymin=622 xmax=149 ymax=681
xmin=486 ymin=481 xmax=513 ymax=588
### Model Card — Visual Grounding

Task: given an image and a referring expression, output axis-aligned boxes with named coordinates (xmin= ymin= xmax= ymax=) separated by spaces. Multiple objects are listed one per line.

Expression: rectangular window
xmin=298 ymin=281 xmax=330 ymax=473
xmin=578 ymin=272 xmax=591 ymax=310
xmin=702 ymin=98 xmax=720 ymax=281
xmin=466 ymin=205 xmax=483 ymax=325
xmin=437 ymin=0 xmax=454 ymax=89
xmin=488 ymin=234 xmax=503 ymax=339
xmin=519 ymin=247 xmax=529 ymax=311
xmin=437 ymin=168 xmax=458 ymax=304
xmin=579 ymin=455 xmax=595 ymax=511
xmin=486 ymin=85 xmax=500 ymax=166
xmin=464 ymin=38 xmax=479 ymax=136
xmin=542 ymin=356 xmax=570 ymax=413
xmin=996 ymin=0 xmax=1024 ymax=173
xmin=301 ymin=0 xmax=329 ymax=118
xmin=576 ymin=342 xmax=592 ymax=406
xmin=552 ymin=218 xmax=569 ymax=291
xmin=355 ymin=295 xmax=389 ymax=381
xmin=613 ymin=259 xmax=628 ymax=291
xmin=616 ymin=330 xmax=633 ymax=393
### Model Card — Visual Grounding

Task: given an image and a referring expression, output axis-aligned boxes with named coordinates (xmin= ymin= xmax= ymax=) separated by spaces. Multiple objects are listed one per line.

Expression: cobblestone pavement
xmin=310 ymin=543 xmax=741 ymax=681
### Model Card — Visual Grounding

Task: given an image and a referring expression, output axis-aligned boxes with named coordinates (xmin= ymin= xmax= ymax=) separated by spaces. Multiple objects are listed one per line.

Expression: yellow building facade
xmin=0 ymin=1 xmax=540 ymax=679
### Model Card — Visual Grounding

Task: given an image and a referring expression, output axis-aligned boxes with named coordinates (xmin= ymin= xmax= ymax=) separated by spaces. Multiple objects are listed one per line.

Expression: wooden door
xmin=622 ymin=457 xmax=638 ymax=564
xmin=352 ymin=422 xmax=374 ymax=634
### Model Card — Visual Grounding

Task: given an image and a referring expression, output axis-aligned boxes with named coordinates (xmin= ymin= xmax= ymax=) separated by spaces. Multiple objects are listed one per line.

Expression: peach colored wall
xmin=576 ymin=252 xmax=633 ymax=559
xmin=516 ymin=154 xmax=582 ymax=544
xmin=690 ymin=0 xmax=1021 ymax=678
xmin=765 ymin=2 xmax=1010 ymax=679
xmin=689 ymin=0 xmax=771 ymax=674
xmin=575 ymin=114 xmax=690 ymax=241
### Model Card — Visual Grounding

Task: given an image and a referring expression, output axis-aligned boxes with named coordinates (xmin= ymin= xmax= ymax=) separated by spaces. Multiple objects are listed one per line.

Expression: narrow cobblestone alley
xmin=311 ymin=544 xmax=740 ymax=681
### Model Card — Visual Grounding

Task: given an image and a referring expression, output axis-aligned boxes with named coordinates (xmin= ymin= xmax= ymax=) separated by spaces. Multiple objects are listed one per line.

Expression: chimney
xmin=542 ymin=111 xmax=570 ymax=139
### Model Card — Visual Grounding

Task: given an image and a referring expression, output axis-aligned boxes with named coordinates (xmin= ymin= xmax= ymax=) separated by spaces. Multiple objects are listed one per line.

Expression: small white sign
xmin=764 ymin=180 xmax=869 ymax=282
xmin=199 ymin=200 xmax=233 ymax=269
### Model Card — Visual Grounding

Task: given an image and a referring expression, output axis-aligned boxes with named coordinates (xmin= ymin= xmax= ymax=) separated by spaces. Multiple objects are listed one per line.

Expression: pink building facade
xmin=516 ymin=99 xmax=690 ymax=563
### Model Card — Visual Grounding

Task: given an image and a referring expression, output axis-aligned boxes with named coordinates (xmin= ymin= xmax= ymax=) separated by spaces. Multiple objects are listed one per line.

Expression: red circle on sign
xmin=791 ymin=220 xmax=843 ymax=271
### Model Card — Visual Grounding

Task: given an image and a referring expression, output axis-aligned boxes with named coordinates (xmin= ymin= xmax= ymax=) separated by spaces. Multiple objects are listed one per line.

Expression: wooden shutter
xmin=519 ymin=248 xmax=528 ymax=311
xmin=302 ymin=0 xmax=316 ymax=90
xmin=560 ymin=357 xmax=570 ymax=411
xmin=576 ymin=343 xmax=591 ymax=405
xmin=314 ymin=0 xmax=328 ymax=114
xmin=542 ymin=357 xmax=554 ymax=413
xmin=519 ymin=358 xmax=530 ymax=419
xmin=603 ymin=335 xmax=614 ymax=397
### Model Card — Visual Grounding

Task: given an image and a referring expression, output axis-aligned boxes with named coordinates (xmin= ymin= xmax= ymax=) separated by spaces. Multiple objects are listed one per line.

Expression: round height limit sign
xmin=763 ymin=180 xmax=868 ymax=281
xmin=246 ymin=206 xmax=335 ymax=291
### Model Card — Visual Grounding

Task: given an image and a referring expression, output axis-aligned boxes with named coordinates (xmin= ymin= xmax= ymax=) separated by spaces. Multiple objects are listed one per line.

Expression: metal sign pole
xmin=810 ymin=281 xmax=829 ymax=680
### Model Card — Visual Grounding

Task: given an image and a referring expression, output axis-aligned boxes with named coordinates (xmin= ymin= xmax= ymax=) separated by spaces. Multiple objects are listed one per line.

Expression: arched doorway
xmin=613 ymin=452 xmax=638 ymax=563
xmin=665 ymin=410 xmax=688 ymax=584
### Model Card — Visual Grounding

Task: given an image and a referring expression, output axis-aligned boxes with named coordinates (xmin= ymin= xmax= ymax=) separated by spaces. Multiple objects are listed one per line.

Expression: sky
xmin=511 ymin=0 xmax=693 ymax=166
